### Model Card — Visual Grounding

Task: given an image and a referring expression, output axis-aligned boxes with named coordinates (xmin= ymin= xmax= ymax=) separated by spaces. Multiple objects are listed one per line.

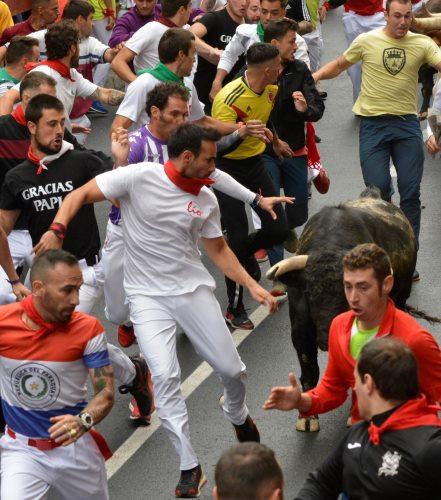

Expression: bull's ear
xmin=266 ymin=255 xmax=309 ymax=280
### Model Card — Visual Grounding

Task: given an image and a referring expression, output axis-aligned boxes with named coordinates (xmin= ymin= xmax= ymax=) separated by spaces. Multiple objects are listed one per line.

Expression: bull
xmin=266 ymin=188 xmax=417 ymax=431
xmin=412 ymin=1 xmax=441 ymax=119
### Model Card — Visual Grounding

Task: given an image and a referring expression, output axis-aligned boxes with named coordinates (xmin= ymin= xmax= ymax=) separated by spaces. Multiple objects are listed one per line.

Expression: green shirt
xmin=349 ymin=318 xmax=379 ymax=360
xmin=0 ymin=67 xmax=19 ymax=98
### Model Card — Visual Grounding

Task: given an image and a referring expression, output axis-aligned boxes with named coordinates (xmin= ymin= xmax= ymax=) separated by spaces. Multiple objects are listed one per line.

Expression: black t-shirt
xmin=193 ymin=9 xmax=243 ymax=111
xmin=0 ymin=149 xmax=106 ymax=263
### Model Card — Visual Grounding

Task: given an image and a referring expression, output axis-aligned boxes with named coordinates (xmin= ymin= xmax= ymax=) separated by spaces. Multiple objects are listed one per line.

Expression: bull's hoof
xmin=296 ymin=415 xmax=320 ymax=432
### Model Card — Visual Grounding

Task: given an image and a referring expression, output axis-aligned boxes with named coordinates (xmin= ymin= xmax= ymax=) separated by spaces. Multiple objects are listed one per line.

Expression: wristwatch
xmin=78 ymin=411 xmax=94 ymax=431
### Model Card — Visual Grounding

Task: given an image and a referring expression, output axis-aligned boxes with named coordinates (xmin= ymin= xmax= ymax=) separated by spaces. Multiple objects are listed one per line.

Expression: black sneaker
xmin=233 ymin=415 xmax=260 ymax=443
xmin=175 ymin=465 xmax=207 ymax=498
xmin=118 ymin=356 xmax=152 ymax=418
xmin=225 ymin=306 xmax=254 ymax=330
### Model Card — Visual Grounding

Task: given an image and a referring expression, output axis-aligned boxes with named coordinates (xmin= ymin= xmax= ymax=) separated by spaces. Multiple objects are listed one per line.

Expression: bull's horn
xmin=412 ymin=17 xmax=441 ymax=31
xmin=266 ymin=255 xmax=308 ymax=280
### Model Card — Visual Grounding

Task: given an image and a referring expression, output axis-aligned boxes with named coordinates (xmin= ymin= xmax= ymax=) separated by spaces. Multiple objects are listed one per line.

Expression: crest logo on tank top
xmin=383 ymin=48 xmax=406 ymax=76
xmin=11 ymin=363 xmax=60 ymax=409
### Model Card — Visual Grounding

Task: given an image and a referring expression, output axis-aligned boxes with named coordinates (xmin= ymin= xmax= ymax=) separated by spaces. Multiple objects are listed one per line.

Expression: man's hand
xmin=33 ymin=231 xmax=62 ymax=256
xmin=263 ymin=372 xmax=302 ymax=411
xmin=426 ymin=134 xmax=441 ymax=155
xmin=71 ymin=123 xmax=91 ymax=135
xmin=209 ymin=80 xmax=223 ymax=102
xmin=49 ymin=414 xmax=86 ymax=446
xmin=239 ymin=120 xmax=272 ymax=143
xmin=247 ymin=282 xmax=278 ymax=313
xmin=111 ymin=127 xmax=130 ymax=166
xmin=12 ymin=282 xmax=31 ymax=301
xmin=106 ymin=15 xmax=115 ymax=31
xmin=273 ymin=138 xmax=294 ymax=159
xmin=259 ymin=196 xmax=294 ymax=220
xmin=319 ymin=5 xmax=327 ymax=22
xmin=293 ymin=91 xmax=308 ymax=113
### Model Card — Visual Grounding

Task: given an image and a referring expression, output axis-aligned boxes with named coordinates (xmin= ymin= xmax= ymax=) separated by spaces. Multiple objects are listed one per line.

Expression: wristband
xmin=104 ymin=8 xmax=116 ymax=18
xmin=250 ymin=193 xmax=263 ymax=209
xmin=6 ymin=278 xmax=20 ymax=285
xmin=49 ymin=222 xmax=67 ymax=240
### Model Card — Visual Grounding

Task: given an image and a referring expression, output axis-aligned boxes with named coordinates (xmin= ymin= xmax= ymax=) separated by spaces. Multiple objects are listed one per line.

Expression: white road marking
xmin=106 ymin=304 xmax=272 ymax=479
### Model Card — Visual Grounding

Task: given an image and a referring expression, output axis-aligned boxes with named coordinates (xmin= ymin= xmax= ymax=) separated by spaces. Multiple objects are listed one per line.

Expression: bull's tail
xmin=405 ymin=304 xmax=441 ymax=324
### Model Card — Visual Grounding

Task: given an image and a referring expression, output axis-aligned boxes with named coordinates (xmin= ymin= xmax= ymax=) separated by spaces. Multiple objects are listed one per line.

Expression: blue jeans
xmin=262 ymin=154 xmax=309 ymax=265
xmin=359 ymin=115 xmax=424 ymax=243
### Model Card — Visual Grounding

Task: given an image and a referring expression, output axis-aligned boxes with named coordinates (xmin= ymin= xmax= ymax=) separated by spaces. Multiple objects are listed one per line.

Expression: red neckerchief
xmin=11 ymin=105 xmax=27 ymax=126
xmin=25 ymin=60 xmax=75 ymax=81
xmin=368 ymin=394 xmax=441 ymax=446
xmin=27 ymin=147 xmax=45 ymax=174
xmin=158 ymin=16 xmax=178 ymax=27
xmin=164 ymin=160 xmax=214 ymax=196
xmin=21 ymin=295 xmax=65 ymax=338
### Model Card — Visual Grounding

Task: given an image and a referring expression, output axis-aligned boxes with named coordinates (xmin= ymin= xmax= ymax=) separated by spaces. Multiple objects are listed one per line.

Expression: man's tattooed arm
xmin=84 ymin=364 xmax=115 ymax=425
xmin=90 ymin=87 xmax=125 ymax=106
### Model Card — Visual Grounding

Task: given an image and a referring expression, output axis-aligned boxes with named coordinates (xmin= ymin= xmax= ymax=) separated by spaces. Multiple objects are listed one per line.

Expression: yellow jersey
xmin=212 ymin=76 xmax=278 ymax=160
xmin=344 ymin=28 xmax=441 ymax=117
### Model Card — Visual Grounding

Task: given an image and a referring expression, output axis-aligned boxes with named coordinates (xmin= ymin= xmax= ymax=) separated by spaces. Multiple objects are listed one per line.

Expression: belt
xmin=7 ymin=427 xmax=62 ymax=451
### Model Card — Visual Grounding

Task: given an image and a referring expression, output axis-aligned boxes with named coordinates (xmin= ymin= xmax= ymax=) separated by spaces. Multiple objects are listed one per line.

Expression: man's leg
xmin=302 ymin=25 xmax=323 ymax=73
xmin=359 ymin=117 xmax=393 ymax=200
xmin=76 ymin=260 xmax=104 ymax=314
xmin=0 ymin=230 xmax=31 ymax=304
xmin=0 ymin=434 xmax=52 ymax=500
xmin=390 ymin=116 xmax=425 ymax=243
xmin=173 ymin=286 xmax=249 ymax=427
xmin=52 ymin=433 xmax=109 ymax=500
xmin=342 ymin=11 xmax=363 ymax=101
xmin=91 ymin=19 xmax=111 ymax=88
xmin=129 ymin=294 xmax=199 ymax=471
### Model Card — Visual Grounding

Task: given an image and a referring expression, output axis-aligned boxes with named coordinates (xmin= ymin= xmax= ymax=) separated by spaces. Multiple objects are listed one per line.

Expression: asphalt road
xmin=50 ymin=8 xmax=441 ymax=499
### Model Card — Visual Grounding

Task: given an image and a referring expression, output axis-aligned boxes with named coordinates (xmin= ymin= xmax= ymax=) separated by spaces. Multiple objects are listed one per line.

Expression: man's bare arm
xmin=193 ymin=32 xmax=223 ymax=65
xmin=0 ymin=88 xmax=19 ymax=115
xmin=202 ymin=236 xmax=277 ymax=312
xmin=33 ymin=180 xmax=108 ymax=255
xmin=0 ymin=225 xmax=30 ymax=299
xmin=111 ymin=46 xmax=137 ymax=83
xmin=90 ymin=87 xmax=125 ymax=106
xmin=48 ymin=364 xmax=114 ymax=446
xmin=194 ymin=115 xmax=238 ymax=136
xmin=0 ymin=209 xmax=20 ymax=235
xmin=210 ymin=68 xmax=229 ymax=101
xmin=110 ymin=114 xmax=134 ymax=137
xmin=313 ymin=55 xmax=353 ymax=82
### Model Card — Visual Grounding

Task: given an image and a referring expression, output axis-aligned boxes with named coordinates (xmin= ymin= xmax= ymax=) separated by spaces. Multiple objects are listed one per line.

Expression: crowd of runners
xmin=0 ymin=0 xmax=440 ymax=498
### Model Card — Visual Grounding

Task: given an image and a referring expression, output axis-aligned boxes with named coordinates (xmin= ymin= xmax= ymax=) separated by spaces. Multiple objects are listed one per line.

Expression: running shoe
xmin=233 ymin=415 xmax=260 ymax=443
xmin=129 ymin=397 xmax=151 ymax=425
xmin=175 ymin=465 xmax=207 ymax=498
xmin=118 ymin=324 xmax=136 ymax=348
xmin=313 ymin=167 xmax=330 ymax=194
xmin=87 ymin=100 xmax=108 ymax=115
xmin=225 ymin=306 xmax=254 ymax=330
xmin=118 ymin=356 xmax=152 ymax=419
xmin=254 ymin=249 xmax=268 ymax=263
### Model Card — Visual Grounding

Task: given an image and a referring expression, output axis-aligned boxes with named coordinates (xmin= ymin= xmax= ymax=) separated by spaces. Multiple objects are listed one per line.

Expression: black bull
xmin=267 ymin=193 xmax=417 ymax=392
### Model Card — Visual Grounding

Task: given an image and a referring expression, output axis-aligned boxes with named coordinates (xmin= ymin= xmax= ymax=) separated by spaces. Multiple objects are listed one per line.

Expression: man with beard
xmin=191 ymin=0 xmax=247 ymax=114
xmin=0 ymin=20 xmax=125 ymax=127
xmin=0 ymin=94 xmax=153 ymax=426
xmin=0 ymin=249 xmax=114 ymax=500
xmin=264 ymin=244 xmax=441 ymax=429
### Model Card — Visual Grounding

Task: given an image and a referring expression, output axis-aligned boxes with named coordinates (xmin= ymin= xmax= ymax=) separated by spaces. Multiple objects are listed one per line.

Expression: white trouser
xmin=92 ymin=19 xmax=111 ymax=88
xmin=0 ymin=431 xmax=108 ymax=500
xmin=0 ymin=230 xmax=33 ymax=304
xmin=342 ymin=11 xmax=386 ymax=101
xmin=129 ymin=286 xmax=249 ymax=470
xmin=101 ymin=220 xmax=131 ymax=326
xmin=302 ymin=24 xmax=323 ymax=73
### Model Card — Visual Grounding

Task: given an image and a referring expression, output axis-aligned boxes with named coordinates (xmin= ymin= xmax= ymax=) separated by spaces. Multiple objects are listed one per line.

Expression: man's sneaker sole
xmin=175 ymin=474 xmax=207 ymax=498
xmin=129 ymin=400 xmax=151 ymax=425
xmin=225 ymin=313 xmax=254 ymax=330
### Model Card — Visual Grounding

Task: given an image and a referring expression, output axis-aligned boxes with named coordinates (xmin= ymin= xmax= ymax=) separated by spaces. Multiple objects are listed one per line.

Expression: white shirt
xmin=217 ymin=23 xmax=310 ymax=73
xmin=126 ymin=21 xmax=169 ymax=74
xmin=116 ymin=72 xmax=205 ymax=130
xmin=14 ymin=65 xmax=97 ymax=117
xmin=96 ymin=163 xmax=223 ymax=296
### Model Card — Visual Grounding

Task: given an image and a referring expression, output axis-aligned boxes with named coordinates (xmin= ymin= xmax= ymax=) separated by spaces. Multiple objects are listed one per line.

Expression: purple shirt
xmin=109 ymin=126 xmax=168 ymax=225
xmin=109 ymin=5 xmax=161 ymax=47
xmin=109 ymin=5 xmax=205 ymax=47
